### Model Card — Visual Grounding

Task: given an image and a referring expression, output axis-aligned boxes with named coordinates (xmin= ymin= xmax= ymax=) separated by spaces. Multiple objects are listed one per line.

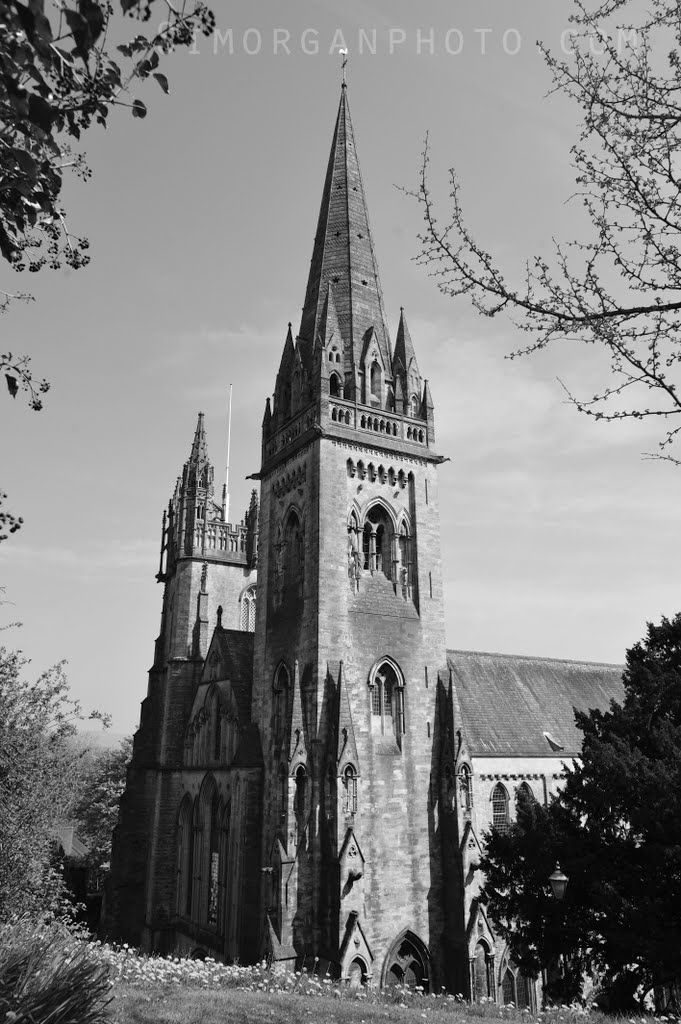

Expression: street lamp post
xmin=546 ymin=862 xmax=570 ymax=1007
xmin=548 ymin=862 xmax=569 ymax=900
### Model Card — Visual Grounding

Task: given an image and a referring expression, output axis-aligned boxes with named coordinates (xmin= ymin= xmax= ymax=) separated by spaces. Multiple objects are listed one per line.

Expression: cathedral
xmin=105 ymin=84 xmax=623 ymax=1002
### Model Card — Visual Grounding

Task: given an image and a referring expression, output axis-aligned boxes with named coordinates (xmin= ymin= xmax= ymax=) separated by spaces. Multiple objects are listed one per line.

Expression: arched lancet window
xmin=240 ymin=584 xmax=256 ymax=632
xmin=370 ymin=361 xmax=381 ymax=401
xmin=273 ymin=663 xmax=289 ymax=744
xmin=207 ymin=793 xmax=221 ymax=926
xmin=502 ymin=968 xmax=515 ymax=1005
xmin=385 ymin=932 xmax=430 ymax=990
xmin=279 ymin=764 xmax=288 ymax=827
xmin=474 ymin=942 xmax=491 ymax=1000
xmin=492 ymin=783 xmax=510 ymax=833
xmin=502 ymin=962 xmax=531 ymax=1008
xmin=221 ymin=801 xmax=231 ymax=931
xmin=342 ymin=764 xmax=358 ymax=815
xmin=176 ymin=796 xmax=193 ymax=918
xmin=517 ymin=781 xmax=535 ymax=806
xmin=329 ymin=372 xmax=341 ymax=398
xmin=190 ymin=796 xmax=202 ymax=921
xmin=370 ymin=660 xmax=405 ymax=744
xmin=362 ymin=504 xmax=393 ymax=579
xmin=283 ymin=509 xmax=304 ymax=597
xmin=410 ymin=394 xmax=419 ymax=417
xmin=458 ymin=763 xmax=473 ymax=812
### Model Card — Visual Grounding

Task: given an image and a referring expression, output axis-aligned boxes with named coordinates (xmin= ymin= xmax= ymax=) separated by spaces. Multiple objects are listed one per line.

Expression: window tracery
xmin=207 ymin=793 xmax=221 ymax=927
xmin=362 ymin=505 xmax=392 ymax=578
xmin=240 ymin=585 xmax=256 ymax=632
xmin=369 ymin=659 xmax=405 ymax=746
xmin=492 ymin=783 xmax=510 ymax=833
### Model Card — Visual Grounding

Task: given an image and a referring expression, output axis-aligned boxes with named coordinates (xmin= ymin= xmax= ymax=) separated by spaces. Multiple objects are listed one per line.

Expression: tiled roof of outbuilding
xmin=447 ymin=650 xmax=624 ymax=757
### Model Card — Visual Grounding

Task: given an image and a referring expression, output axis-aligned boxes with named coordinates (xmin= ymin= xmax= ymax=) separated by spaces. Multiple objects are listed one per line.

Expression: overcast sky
xmin=2 ymin=0 xmax=680 ymax=735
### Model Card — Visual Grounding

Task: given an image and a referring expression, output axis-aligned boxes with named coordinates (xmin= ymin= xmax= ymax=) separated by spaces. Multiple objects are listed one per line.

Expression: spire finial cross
xmin=339 ymin=48 xmax=348 ymax=86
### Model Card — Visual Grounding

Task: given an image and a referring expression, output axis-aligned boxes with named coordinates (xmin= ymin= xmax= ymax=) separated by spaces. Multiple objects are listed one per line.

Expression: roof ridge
xmin=447 ymin=648 xmax=623 ymax=669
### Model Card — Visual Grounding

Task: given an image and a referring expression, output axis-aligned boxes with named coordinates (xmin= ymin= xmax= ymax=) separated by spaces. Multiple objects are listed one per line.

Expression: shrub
xmin=0 ymin=919 xmax=112 ymax=1024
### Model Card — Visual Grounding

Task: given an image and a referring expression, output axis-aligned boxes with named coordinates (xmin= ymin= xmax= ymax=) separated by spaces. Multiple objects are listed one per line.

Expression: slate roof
xmin=447 ymin=649 xmax=625 ymax=757
xmin=213 ymin=628 xmax=255 ymax=723
xmin=297 ymin=85 xmax=392 ymax=373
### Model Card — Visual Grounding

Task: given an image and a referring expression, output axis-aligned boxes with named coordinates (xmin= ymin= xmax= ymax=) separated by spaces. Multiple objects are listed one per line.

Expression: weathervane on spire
xmin=339 ymin=48 xmax=348 ymax=85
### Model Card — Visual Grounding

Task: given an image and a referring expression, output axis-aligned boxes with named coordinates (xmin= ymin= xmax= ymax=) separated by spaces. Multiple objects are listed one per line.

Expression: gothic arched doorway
xmin=382 ymin=931 xmax=431 ymax=990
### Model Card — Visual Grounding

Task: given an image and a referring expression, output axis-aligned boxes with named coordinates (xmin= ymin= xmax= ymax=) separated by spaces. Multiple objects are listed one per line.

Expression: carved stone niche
xmin=339 ymin=910 xmax=374 ymax=987
xmin=338 ymin=827 xmax=365 ymax=899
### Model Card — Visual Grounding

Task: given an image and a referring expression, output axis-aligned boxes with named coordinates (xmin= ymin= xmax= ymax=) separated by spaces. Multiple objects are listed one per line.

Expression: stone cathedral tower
xmin=253 ymin=82 xmax=450 ymax=985
xmin=105 ymin=81 xmax=453 ymax=986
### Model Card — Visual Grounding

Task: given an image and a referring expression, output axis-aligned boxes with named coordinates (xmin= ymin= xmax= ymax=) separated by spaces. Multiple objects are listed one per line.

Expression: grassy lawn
xmin=112 ymin=985 xmax=441 ymax=1024
xmin=110 ymin=984 xmax=606 ymax=1024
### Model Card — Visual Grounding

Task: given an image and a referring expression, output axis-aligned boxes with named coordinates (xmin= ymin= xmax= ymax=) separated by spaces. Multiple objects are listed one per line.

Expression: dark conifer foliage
xmin=481 ymin=612 xmax=681 ymax=1011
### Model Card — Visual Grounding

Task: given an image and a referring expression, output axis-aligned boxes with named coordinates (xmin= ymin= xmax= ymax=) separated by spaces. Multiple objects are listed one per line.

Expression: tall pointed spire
xmin=393 ymin=308 xmax=419 ymax=378
xmin=393 ymin=308 xmax=424 ymax=416
xmin=189 ymin=412 xmax=208 ymax=466
xmin=298 ymin=87 xmax=391 ymax=375
xmin=183 ymin=411 xmax=212 ymax=493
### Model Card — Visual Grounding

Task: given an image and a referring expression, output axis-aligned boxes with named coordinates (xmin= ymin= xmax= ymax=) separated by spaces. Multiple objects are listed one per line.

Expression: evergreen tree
xmin=481 ymin=613 xmax=681 ymax=1011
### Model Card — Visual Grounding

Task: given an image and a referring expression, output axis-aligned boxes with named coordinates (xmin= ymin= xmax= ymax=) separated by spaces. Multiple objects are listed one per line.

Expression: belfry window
xmin=330 ymin=372 xmax=341 ymax=398
xmin=240 ymin=585 xmax=256 ymax=632
xmin=410 ymin=394 xmax=419 ymax=417
xmin=362 ymin=505 xmax=393 ymax=579
xmin=492 ymin=783 xmax=510 ymax=833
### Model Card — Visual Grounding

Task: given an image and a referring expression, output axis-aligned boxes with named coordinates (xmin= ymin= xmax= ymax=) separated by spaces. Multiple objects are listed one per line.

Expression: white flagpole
xmin=223 ymin=384 xmax=232 ymax=524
